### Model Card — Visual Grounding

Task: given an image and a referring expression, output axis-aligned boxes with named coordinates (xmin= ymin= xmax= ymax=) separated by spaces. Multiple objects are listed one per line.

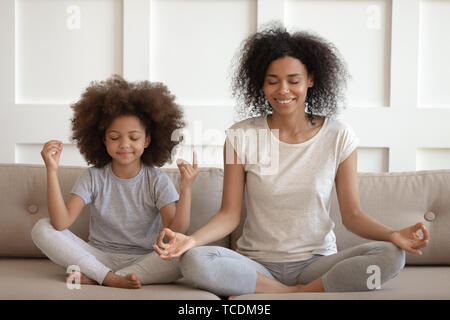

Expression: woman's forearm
xmin=343 ymin=210 xmax=394 ymax=242
xmin=190 ymin=209 xmax=241 ymax=247
xmin=46 ymin=170 xmax=70 ymax=230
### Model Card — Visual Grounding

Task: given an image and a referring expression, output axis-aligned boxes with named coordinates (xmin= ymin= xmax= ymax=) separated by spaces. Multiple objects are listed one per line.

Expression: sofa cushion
xmin=0 ymin=258 xmax=220 ymax=300
xmin=0 ymin=164 xmax=228 ymax=257
xmin=0 ymin=164 xmax=91 ymax=257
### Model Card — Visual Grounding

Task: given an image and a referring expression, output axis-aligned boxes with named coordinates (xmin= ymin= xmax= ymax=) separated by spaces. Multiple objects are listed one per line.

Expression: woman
xmin=153 ymin=25 xmax=429 ymax=297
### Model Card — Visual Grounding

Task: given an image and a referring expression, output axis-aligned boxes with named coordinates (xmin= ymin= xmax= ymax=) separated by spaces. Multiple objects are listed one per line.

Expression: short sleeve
xmin=153 ymin=171 xmax=179 ymax=210
xmin=338 ymin=123 xmax=360 ymax=164
xmin=70 ymin=169 xmax=94 ymax=205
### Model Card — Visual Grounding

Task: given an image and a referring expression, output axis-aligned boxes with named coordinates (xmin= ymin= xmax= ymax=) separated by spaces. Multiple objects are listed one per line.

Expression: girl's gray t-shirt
xmin=71 ymin=162 xmax=179 ymax=255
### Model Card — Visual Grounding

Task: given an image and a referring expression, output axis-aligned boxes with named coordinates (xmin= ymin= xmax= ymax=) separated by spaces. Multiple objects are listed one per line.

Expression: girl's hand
xmin=41 ymin=140 xmax=63 ymax=172
xmin=389 ymin=222 xmax=430 ymax=255
xmin=176 ymin=151 xmax=198 ymax=193
xmin=153 ymin=228 xmax=196 ymax=260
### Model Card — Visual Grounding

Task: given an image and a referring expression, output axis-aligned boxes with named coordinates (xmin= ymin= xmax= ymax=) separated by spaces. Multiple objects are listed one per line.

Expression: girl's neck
xmin=111 ymin=160 xmax=142 ymax=179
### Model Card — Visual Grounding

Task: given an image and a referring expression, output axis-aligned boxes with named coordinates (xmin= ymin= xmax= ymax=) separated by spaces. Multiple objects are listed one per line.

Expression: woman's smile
xmin=274 ymin=97 xmax=296 ymax=106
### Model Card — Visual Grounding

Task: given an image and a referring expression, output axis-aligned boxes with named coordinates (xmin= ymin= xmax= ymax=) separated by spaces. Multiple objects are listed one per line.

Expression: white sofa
xmin=0 ymin=164 xmax=449 ymax=300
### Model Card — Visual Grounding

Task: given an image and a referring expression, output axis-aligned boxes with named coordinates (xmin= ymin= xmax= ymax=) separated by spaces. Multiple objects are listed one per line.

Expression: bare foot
xmin=102 ymin=272 xmax=141 ymax=289
xmin=228 ymin=295 xmax=238 ymax=300
xmin=295 ymin=284 xmax=304 ymax=292
xmin=66 ymin=271 xmax=98 ymax=285
xmin=294 ymin=278 xmax=324 ymax=292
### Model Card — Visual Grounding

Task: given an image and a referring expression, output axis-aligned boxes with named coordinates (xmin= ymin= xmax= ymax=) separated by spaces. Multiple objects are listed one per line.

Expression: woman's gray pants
xmin=179 ymin=241 xmax=405 ymax=296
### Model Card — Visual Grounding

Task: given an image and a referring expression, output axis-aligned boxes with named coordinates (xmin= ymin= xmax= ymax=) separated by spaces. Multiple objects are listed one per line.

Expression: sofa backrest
xmin=329 ymin=170 xmax=450 ymax=265
xmin=0 ymin=164 xmax=228 ymax=258
xmin=1 ymin=164 xmax=449 ymax=265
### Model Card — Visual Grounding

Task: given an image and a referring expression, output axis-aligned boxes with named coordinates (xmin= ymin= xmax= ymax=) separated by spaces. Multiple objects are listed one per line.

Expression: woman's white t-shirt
xmin=225 ymin=115 xmax=359 ymax=263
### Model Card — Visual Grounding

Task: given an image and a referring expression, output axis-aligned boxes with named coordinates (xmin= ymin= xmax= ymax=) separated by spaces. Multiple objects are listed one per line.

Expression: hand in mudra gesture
xmin=153 ymin=228 xmax=196 ymax=260
xmin=41 ymin=140 xmax=63 ymax=172
xmin=390 ymin=222 xmax=430 ymax=255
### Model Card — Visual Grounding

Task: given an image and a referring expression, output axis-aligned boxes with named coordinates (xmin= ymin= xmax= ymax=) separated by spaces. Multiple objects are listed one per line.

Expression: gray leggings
xmin=179 ymin=241 xmax=405 ymax=296
xmin=31 ymin=218 xmax=182 ymax=285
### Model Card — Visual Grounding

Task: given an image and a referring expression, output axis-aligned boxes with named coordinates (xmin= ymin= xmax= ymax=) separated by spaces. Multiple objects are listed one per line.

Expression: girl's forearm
xmin=47 ymin=170 xmax=70 ymax=230
xmin=168 ymin=188 xmax=192 ymax=233
xmin=344 ymin=210 xmax=394 ymax=242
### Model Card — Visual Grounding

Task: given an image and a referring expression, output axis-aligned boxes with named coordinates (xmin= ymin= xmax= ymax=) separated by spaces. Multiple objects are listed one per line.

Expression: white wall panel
xmin=149 ymin=0 xmax=257 ymax=106
xmin=389 ymin=0 xmax=420 ymax=110
xmin=416 ymin=148 xmax=450 ymax=170
xmin=286 ymin=0 xmax=392 ymax=108
xmin=15 ymin=0 xmax=123 ymax=104
xmin=357 ymin=147 xmax=389 ymax=172
xmin=418 ymin=0 xmax=450 ymax=108
xmin=123 ymin=0 xmax=150 ymax=81
xmin=15 ymin=143 xmax=87 ymax=166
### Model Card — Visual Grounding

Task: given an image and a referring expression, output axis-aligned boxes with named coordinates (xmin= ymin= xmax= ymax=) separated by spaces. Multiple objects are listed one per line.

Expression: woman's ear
xmin=308 ymin=72 xmax=314 ymax=88
xmin=145 ymin=135 xmax=151 ymax=148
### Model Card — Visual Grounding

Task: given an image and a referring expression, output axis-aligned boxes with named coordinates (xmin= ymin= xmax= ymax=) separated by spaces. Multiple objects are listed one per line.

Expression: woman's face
xmin=104 ymin=115 xmax=150 ymax=167
xmin=263 ymin=56 xmax=314 ymax=117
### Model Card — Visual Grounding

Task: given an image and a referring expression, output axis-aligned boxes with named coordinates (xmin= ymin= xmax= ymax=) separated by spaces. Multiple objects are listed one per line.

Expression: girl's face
xmin=104 ymin=115 xmax=150 ymax=168
xmin=263 ymin=56 xmax=314 ymax=117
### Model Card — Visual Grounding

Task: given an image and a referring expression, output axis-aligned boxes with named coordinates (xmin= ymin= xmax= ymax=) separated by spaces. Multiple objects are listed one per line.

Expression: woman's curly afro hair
xmin=71 ymin=75 xmax=184 ymax=168
xmin=231 ymin=22 xmax=349 ymax=123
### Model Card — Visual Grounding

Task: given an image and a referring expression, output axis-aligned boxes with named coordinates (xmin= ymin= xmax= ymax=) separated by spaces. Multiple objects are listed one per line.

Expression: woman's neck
xmin=111 ymin=161 xmax=142 ymax=179
xmin=267 ymin=112 xmax=324 ymax=144
xmin=268 ymin=111 xmax=313 ymax=135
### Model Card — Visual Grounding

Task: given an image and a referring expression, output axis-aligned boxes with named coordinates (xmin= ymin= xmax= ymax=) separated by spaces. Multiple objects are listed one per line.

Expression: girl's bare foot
xmin=66 ymin=271 xmax=98 ymax=285
xmin=102 ymin=272 xmax=141 ymax=289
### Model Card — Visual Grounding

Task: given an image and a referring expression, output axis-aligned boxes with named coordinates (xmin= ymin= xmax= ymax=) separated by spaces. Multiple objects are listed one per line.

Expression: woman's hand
xmin=176 ymin=151 xmax=198 ymax=193
xmin=153 ymin=228 xmax=196 ymax=260
xmin=389 ymin=222 xmax=430 ymax=255
xmin=41 ymin=140 xmax=63 ymax=172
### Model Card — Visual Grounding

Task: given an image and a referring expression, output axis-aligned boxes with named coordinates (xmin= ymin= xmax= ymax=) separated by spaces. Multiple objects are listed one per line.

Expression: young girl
xmin=31 ymin=75 xmax=197 ymax=289
xmin=153 ymin=24 xmax=429 ymax=297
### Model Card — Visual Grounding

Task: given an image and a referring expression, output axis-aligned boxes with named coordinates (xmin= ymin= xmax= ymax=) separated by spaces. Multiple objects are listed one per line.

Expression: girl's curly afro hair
xmin=231 ymin=22 xmax=349 ymax=123
xmin=71 ymin=75 xmax=184 ymax=168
